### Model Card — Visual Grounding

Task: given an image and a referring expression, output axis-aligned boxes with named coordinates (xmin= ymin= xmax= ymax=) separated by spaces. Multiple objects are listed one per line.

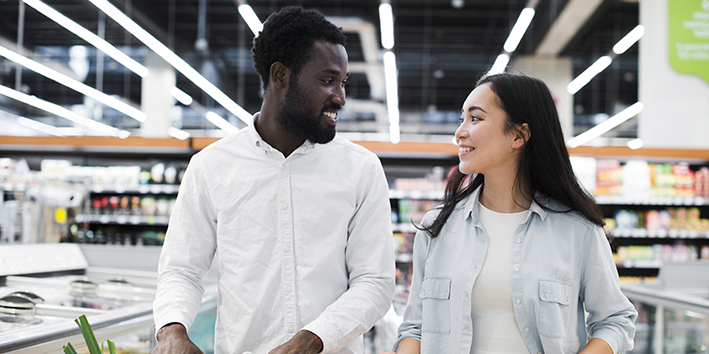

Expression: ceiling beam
xmin=535 ymin=0 xmax=604 ymax=56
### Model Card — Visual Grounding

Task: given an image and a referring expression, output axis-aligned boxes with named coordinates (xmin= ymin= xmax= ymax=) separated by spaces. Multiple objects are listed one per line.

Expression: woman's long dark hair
xmin=421 ymin=73 xmax=603 ymax=238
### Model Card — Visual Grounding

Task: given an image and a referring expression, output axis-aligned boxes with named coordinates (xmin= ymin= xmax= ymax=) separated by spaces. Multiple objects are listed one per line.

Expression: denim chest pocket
xmin=538 ymin=279 xmax=573 ymax=339
xmin=420 ymin=277 xmax=452 ymax=334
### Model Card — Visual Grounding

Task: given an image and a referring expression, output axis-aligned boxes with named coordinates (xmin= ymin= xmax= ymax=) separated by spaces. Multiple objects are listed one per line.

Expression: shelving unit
xmin=3 ymin=136 xmax=709 ymax=282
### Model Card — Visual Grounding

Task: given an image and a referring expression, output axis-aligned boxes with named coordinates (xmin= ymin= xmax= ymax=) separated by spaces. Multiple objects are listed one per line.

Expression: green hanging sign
xmin=668 ymin=0 xmax=709 ymax=85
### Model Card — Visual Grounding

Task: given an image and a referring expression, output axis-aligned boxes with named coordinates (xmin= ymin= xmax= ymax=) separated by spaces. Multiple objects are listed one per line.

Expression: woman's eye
xmin=458 ymin=117 xmax=464 ymax=123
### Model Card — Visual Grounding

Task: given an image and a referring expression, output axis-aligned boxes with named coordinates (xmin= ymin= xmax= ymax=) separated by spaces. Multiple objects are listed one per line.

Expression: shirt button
xmin=282 ymin=203 xmax=288 ymax=210
xmin=281 ymin=165 xmax=287 ymax=171
xmin=482 ymin=239 xmax=486 ymax=243
xmin=284 ymin=246 xmax=290 ymax=252
xmin=544 ymin=292 xmax=550 ymax=298
xmin=514 ymin=267 xmax=520 ymax=272
xmin=288 ymin=326 xmax=295 ymax=333
xmin=516 ymin=299 xmax=521 ymax=304
xmin=566 ymin=296 xmax=570 ymax=301
xmin=524 ymin=327 xmax=529 ymax=332
xmin=464 ymin=325 xmax=469 ymax=331
xmin=474 ymin=265 xmax=478 ymax=270
xmin=285 ymin=286 xmax=292 ymax=293
xmin=516 ymin=238 xmax=522 ymax=243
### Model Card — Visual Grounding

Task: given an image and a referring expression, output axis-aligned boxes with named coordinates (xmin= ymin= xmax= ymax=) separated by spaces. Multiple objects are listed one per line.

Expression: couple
xmin=151 ymin=5 xmax=636 ymax=354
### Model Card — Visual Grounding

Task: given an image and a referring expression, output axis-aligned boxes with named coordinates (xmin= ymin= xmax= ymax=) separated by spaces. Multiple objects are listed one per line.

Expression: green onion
xmin=75 ymin=315 xmax=102 ymax=354
xmin=63 ymin=342 xmax=78 ymax=354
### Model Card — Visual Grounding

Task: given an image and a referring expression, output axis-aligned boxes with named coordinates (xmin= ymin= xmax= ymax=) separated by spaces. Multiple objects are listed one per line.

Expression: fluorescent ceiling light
xmin=566 ymin=55 xmax=613 ymax=95
xmin=17 ymin=117 xmax=84 ymax=136
xmin=206 ymin=111 xmax=239 ymax=134
xmin=488 ymin=54 xmax=510 ymax=75
xmin=383 ymin=51 xmax=400 ymax=144
xmin=627 ymin=138 xmax=643 ymax=150
xmin=379 ymin=3 xmax=395 ymax=50
xmin=567 ymin=102 xmax=643 ymax=148
xmin=169 ymin=86 xmax=193 ymax=105
xmin=0 ymin=83 xmax=130 ymax=138
xmin=17 ymin=117 xmax=62 ymax=136
xmin=613 ymin=25 xmax=645 ymax=55
xmin=87 ymin=0 xmax=253 ymax=127
xmin=22 ymin=0 xmax=148 ymax=77
xmin=238 ymin=4 xmax=263 ymax=36
xmin=0 ymin=45 xmax=146 ymax=122
xmin=503 ymin=8 xmax=535 ymax=53
xmin=167 ymin=127 xmax=190 ymax=140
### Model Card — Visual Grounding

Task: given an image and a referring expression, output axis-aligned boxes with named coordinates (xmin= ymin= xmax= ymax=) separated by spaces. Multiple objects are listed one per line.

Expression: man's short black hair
xmin=252 ymin=5 xmax=347 ymax=89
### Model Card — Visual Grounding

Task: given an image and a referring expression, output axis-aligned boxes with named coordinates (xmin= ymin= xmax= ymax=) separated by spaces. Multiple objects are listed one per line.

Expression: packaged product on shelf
xmin=595 ymin=160 xmax=622 ymax=196
xmin=622 ymin=160 xmax=651 ymax=198
xmin=672 ymin=163 xmax=695 ymax=197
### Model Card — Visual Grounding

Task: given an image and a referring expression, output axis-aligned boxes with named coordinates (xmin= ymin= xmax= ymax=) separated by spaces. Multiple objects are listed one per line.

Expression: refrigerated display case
xmin=0 ymin=244 xmax=218 ymax=354
xmin=622 ymin=262 xmax=709 ymax=354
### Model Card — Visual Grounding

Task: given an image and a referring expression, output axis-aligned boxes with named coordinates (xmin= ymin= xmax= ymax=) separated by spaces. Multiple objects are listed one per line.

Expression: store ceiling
xmin=0 ymin=0 xmax=639 ymax=137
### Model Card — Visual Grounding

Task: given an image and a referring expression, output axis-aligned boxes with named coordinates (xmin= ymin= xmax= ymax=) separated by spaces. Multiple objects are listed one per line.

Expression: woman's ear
xmin=269 ymin=62 xmax=291 ymax=90
xmin=513 ymin=123 xmax=531 ymax=148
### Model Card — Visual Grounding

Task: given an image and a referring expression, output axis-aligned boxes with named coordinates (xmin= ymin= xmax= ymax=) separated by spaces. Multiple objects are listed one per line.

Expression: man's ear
xmin=269 ymin=62 xmax=291 ymax=90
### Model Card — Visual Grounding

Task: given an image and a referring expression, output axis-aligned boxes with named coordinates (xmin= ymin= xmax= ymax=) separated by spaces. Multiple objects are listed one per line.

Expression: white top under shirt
xmin=153 ymin=115 xmax=395 ymax=354
xmin=470 ymin=202 xmax=531 ymax=354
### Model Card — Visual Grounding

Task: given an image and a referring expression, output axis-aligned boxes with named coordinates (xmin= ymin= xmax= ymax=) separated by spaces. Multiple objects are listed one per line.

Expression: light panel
xmin=206 ymin=111 xmax=239 ymax=133
xmin=613 ymin=25 xmax=645 ymax=55
xmin=566 ymin=55 xmax=613 ymax=95
xmin=88 ymin=0 xmax=253 ymax=127
xmin=169 ymin=86 xmax=193 ymax=106
xmin=503 ymin=8 xmax=535 ymax=53
xmin=22 ymin=0 xmax=148 ymax=77
xmin=488 ymin=54 xmax=510 ymax=75
xmin=379 ymin=3 xmax=395 ymax=50
xmin=0 ymin=45 xmax=146 ymax=122
xmin=238 ymin=4 xmax=263 ymax=36
xmin=383 ymin=51 xmax=400 ymax=144
xmin=167 ymin=127 xmax=190 ymax=140
xmin=567 ymin=102 xmax=643 ymax=148
xmin=0 ymin=83 xmax=130 ymax=138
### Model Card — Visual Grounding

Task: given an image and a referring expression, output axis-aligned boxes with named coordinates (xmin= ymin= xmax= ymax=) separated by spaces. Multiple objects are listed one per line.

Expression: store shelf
xmin=389 ymin=189 xmax=444 ymax=200
xmin=595 ymin=195 xmax=708 ymax=206
xmin=90 ymin=184 xmax=180 ymax=194
xmin=75 ymin=214 xmax=170 ymax=226
xmin=616 ymin=260 xmax=663 ymax=269
xmin=393 ymin=223 xmax=419 ymax=233
xmin=610 ymin=229 xmax=709 ymax=238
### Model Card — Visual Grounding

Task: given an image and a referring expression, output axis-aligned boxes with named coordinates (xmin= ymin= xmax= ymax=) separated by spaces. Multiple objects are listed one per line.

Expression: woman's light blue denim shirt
xmin=395 ymin=186 xmax=637 ymax=354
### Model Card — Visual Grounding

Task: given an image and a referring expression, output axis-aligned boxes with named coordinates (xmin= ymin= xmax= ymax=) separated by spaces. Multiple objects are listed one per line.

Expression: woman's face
xmin=455 ymin=83 xmax=519 ymax=176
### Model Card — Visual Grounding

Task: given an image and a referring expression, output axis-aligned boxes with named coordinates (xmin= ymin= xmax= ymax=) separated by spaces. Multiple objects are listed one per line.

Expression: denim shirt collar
xmin=463 ymin=184 xmax=548 ymax=226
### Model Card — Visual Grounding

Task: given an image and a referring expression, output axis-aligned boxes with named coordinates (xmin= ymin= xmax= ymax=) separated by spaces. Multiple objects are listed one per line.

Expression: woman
xmin=384 ymin=74 xmax=636 ymax=354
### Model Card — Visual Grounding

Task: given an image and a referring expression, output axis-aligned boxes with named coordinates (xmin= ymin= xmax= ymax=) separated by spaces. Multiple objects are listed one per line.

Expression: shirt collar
xmin=248 ymin=112 xmax=317 ymax=155
xmin=463 ymin=183 xmax=548 ymax=223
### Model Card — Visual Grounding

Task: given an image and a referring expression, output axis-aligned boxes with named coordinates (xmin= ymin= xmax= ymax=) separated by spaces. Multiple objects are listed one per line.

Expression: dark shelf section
xmin=616 ymin=267 xmax=660 ymax=277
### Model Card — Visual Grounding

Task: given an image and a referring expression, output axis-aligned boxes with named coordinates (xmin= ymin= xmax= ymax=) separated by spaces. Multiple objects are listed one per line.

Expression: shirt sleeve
xmin=153 ymin=155 xmax=218 ymax=332
xmin=302 ymin=156 xmax=396 ymax=353
xmin=581 ymin=225 xmax=638 ymax=353
xmin=392 ymin=224 xmax=430 ymax=350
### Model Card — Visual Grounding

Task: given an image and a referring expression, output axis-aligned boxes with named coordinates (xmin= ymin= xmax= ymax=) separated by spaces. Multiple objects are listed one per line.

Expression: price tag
xmin=99 ymin=215 xmax=111 ymax=224
xmin=130 ymin=216 xmax=141 ymax=225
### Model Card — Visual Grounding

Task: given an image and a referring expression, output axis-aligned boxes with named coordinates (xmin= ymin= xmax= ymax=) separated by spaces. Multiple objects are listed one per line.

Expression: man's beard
xmin=277 ymin=76 xmax=338 ymax=144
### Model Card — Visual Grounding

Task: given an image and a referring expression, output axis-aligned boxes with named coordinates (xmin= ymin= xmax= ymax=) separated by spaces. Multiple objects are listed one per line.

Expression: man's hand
xmin=268 ymin=330 xmax=323 ymax=354
xmin=152 ymin=323 xmax=203 ymax=354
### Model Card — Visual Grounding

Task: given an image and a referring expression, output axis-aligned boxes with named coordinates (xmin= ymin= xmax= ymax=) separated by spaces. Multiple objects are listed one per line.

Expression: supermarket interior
xmin=1 ymin=0 xmax=709 ymax=353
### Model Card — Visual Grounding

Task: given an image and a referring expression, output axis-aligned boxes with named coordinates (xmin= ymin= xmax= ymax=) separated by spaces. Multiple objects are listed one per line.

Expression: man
xmin=152 ymin=5 xmax=395 ymax=354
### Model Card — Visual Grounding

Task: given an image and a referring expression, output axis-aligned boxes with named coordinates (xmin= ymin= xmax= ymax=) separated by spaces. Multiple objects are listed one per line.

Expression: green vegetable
xmin=64 ymin=315 xmax=117 ymax=354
